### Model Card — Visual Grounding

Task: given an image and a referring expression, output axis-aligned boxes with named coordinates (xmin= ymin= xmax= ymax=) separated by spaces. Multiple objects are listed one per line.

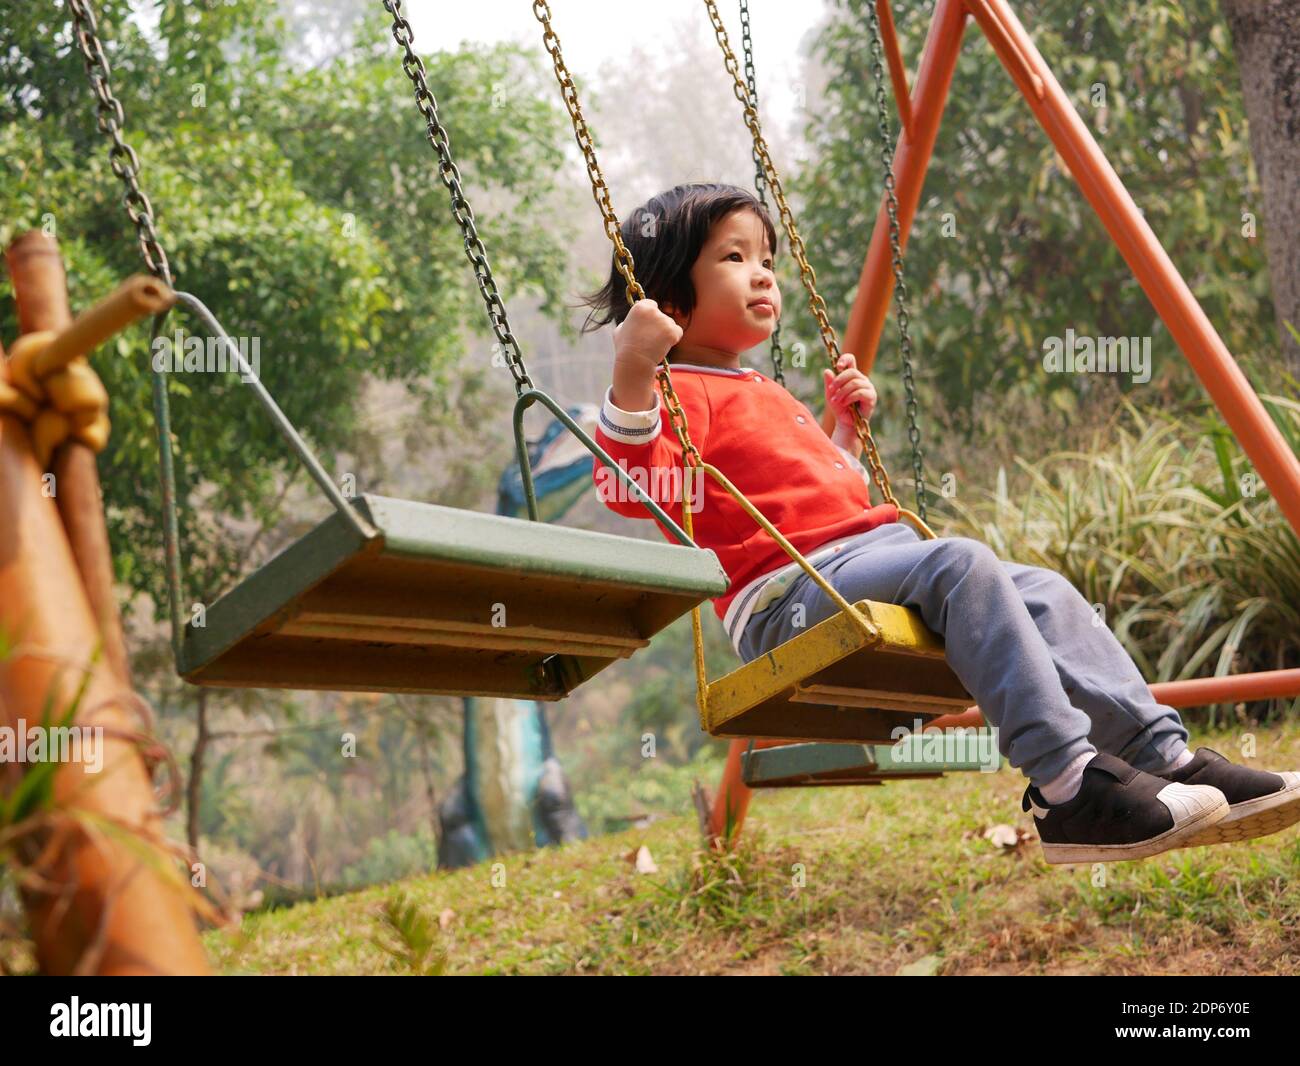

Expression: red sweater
xmin=591 ymin=361 xmax=899 ymax=630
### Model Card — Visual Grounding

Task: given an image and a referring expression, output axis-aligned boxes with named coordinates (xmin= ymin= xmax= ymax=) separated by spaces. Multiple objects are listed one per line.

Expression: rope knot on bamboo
xmin=0 ymin=331 xmax=110 ymax=468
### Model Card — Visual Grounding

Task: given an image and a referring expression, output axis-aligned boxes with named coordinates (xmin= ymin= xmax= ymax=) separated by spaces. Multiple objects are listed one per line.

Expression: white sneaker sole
xmin=1038 ymin=783 xmax=1229 ymax=865
xmin=1176 ymin=771 xmax=1300 ymax=847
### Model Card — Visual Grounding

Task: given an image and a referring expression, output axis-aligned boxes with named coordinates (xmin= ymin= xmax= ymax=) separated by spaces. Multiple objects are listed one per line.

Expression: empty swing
xmin=65 ymin=0 xmax=728 ymax=698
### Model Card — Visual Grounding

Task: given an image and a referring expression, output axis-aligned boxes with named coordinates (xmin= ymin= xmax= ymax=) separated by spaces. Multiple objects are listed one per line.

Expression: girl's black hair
xmin=579 ymin=182 xmax=779 ymax=333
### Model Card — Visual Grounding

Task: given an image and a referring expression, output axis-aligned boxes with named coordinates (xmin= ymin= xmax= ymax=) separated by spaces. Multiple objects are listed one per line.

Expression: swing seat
xmin=701 ymin=598 xmax=973 ymax=743
xmin=179 ymin=494 xmax=729 ymax=696
xmin=740 ymin=740 xmax=991 ymax=789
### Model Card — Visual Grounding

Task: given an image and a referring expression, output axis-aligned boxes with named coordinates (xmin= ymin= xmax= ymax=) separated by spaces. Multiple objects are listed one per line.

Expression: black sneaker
xmin=1151 ymin=747 xmax=1300 ymax=846
xmin=1021 ymin=752 xmax=1228 ymax=864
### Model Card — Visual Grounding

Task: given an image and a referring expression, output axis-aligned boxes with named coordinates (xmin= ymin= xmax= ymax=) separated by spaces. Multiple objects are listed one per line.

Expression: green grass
xmin=204 ymin=726 xmax=1300 ymax=975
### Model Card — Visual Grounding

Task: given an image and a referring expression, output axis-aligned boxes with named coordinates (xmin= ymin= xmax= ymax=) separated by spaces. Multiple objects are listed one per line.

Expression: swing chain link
xmin=65 ymin=0 xmax=173 ymax=287
xmin=531 ymin=0 xmax=703 ymax=473
xmin=703 ymin=0 xmax=898 ymax=511
xmin=384 ymin=0 xmax=534 ymax=395
xmin=738 ymin=0 xmax=786 ymax=390
xmin=865 ymin=2 xmax=928 ymax=521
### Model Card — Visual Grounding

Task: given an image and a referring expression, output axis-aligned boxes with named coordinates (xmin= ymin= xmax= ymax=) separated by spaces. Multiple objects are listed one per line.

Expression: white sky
xmin=400 ymin=0 xmax=829 ymax=138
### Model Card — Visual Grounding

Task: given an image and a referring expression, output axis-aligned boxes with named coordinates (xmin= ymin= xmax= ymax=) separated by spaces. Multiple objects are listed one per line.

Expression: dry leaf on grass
xmin=983 ymin=823 xmax=1033 ymax=850
xmin=622 ymin=844 xmax=658 ymax=874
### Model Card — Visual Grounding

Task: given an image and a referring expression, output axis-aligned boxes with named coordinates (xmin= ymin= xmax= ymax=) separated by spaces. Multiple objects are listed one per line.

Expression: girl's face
xmin=666 ymin=208 xmax=780 ymax=356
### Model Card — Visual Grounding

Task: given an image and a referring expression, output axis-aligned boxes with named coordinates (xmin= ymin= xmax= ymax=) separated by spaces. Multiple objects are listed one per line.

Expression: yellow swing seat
xmin=701 ymin=595 xmax=971 ymax=743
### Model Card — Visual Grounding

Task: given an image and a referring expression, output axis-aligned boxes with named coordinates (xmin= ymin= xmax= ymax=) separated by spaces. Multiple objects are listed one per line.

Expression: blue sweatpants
xmin=735 ymin=522 xmax=1189 ymax=787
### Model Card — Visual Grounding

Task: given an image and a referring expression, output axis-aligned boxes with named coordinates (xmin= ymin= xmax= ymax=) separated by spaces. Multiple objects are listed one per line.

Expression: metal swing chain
xmin=738 ymin=0 xmax=787 ymax=390
xmin=865 ymin=1 xmax=928 ymax=522
xmin=531 ymin=0 xmax=703 ymax=474
xmin=532 ymin=0 xmax=914 ymax=713
xmin=64 ymin=0 xmax=383 ymax=667
xmin=65 ymin=0 xmax=172 ymax=287
xmin=383 ymin=0 xmax=534 ymax=396
xmin=702 ymin=0 xmax=899 ymax=513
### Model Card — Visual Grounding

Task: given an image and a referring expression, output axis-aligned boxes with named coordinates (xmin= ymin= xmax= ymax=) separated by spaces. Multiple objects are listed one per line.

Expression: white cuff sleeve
xmin=833 ymin=440 xmax=871 ymax=482
xmin=599 ymin=384 xmax=663 ymax=446
xmin=830 ymin=420 xmax=858 ymax=450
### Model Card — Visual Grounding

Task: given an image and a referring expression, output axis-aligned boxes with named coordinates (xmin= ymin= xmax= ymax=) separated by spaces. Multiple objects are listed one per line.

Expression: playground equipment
xmin=0 ymin=232 xmax=210 ymax=974
xmin=740 ymin=740 xmax=988 ymax=789
xmin=50 ymin=0 xmax=1300 ymax=847
xmin=709 ymin=0 xmax=1300 ymax=843
xmin=722 ymin=0 xmax=985 ymax=793
xmin=534 ymin=0 xmax=974 ymax=749
xmin=61 ymin=0 xmax=728 ymax=700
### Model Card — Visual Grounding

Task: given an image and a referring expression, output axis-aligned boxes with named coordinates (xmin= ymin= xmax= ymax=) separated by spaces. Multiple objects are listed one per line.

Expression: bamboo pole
xmin=6 ymin=232 xmax=139 ymax=686
xmin=0 ymin=410 xmax=210 ymax=973
xmin=1 ymin=237 xmax=209 ymax=974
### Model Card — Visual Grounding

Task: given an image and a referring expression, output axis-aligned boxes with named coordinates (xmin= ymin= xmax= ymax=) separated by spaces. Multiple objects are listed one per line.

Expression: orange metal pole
xmin=720 ymin=0 xmax=1300 ymax=846
xmin=963 ymin=0 xmax=1300 ymax=538
xmin=821 ymin=0 xmax=970 ymax=440
xmin=876 ymin=0 xmax=914 ymax=138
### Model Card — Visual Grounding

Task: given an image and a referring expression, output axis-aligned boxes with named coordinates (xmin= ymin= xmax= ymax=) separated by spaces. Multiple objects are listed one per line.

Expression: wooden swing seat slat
xmin=703 ymin=598 xmax=973 ymax=743
xmin=179 ymin=494 xmax=729 ymax=696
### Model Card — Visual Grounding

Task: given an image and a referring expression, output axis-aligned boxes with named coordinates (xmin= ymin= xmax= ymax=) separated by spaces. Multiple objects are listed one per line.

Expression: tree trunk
xmin=1221 ymin=0 xmax=1300 ymax=375
xmin=417 ymin=724 xmax=441 ymax=853
xmin=187 ymin=689 xmax=209 ymax=852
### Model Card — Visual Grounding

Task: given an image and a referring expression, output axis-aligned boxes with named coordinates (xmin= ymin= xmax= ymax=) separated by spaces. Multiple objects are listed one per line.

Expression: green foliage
xmin=794 ymin=0 xmax=1274 ymax=442
xmin=575 ymin=746 xmax=724 ymax=835
xmin=1 ymin=2 xmax=571 ymax=609
xmin=196 ymin=750 xmax=251 ymax=839
xmin=627 ymin=830 xmax=811 ymax=939
xmin=339 ymin=827 xmax=437 ymax=889
xmin=945 ymin=387 xmax=1300 ymax=725
xmin=371 ymin=891 xmax=448 ymax=975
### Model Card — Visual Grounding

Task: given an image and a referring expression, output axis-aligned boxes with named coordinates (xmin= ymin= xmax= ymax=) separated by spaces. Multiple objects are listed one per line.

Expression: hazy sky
xmin=401 ymin=0 xmax=829 ymax=140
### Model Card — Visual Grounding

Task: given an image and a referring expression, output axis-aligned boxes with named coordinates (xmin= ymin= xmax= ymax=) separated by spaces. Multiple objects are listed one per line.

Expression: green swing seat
xmin=740 ymin=740 xmax=991 ymax=789
xmin=179 ymin=493 xmax=729 ymax=697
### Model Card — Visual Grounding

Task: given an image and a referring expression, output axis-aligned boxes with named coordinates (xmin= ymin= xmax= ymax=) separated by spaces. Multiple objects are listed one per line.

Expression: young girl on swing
xmin=588 ymin=182 xmax=1299 ymax=864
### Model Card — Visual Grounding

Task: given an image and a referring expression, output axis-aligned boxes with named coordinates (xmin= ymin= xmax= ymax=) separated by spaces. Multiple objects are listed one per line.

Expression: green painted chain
xmin=737 ymin=0 xmax=787 ymax=390
xmin=864 ymin=2 xmax=928 ymax=521
xmin=66 ymin=0 xmax=172 ymax=286
xmin=382 ymin=0 xmax=534 ymax=396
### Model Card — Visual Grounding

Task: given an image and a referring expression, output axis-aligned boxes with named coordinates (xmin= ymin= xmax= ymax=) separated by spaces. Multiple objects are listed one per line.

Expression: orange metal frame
xmin=713 ymin=0 xmax=1300 ymax=846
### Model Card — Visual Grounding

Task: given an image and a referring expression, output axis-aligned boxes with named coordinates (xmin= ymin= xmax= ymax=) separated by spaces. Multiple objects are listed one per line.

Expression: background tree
xmin=1220 ymin=0 xmax=1300 ymax=371
xmin=1 ymin=1 xmax=571 ymax=603
xmin=793 ymin=0 xmax=1274 ymax=462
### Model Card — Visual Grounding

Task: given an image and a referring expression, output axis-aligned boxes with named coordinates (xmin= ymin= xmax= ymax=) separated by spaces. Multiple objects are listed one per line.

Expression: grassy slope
xmin=205 ymin=726 xmax=1300 ymax=975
